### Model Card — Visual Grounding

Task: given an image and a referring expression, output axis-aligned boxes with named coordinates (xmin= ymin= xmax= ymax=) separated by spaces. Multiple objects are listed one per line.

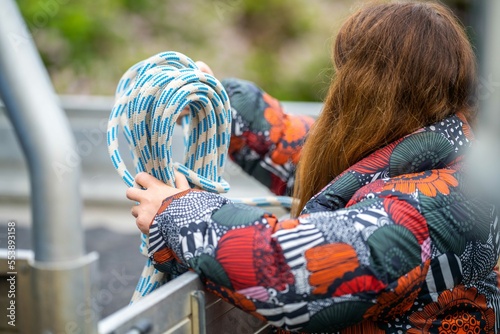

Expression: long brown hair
xmin=292 ymin=1 xmax=477 ymax=216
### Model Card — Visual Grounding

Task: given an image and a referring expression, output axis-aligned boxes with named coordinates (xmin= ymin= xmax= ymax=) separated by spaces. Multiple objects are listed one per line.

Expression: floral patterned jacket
xmin=148 ymin=79 xmax=500 ymax=333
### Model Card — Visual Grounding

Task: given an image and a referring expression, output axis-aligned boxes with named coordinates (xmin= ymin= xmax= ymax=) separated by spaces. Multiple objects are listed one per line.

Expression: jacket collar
xmin=303 ymin=113 xmax=474 ymax=214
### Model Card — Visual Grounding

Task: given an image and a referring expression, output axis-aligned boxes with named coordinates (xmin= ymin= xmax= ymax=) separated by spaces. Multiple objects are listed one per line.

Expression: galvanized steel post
xmin=0 ymin=1 xmax=98 ymax=333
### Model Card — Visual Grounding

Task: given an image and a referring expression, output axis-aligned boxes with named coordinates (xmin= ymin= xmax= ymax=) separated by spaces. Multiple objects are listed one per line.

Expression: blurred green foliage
xmin=16 ymin=0 xmax=473 ymax=101
xmin=15 ymin=0 xmax=343 ymax=100
xmin=19 ymin=0 xmax=118 ymax=69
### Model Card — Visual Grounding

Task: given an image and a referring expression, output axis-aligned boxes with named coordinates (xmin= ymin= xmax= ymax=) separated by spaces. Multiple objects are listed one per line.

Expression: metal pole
xmin=0 ymin=1 xmax=98 ymax=333
xmin=480 ymin=1 xmax=500 ymax=119
xmin=467 ymin=0 xmax=500 ymax=201
xmin=0 ymin=0 xmax=83 ymax=263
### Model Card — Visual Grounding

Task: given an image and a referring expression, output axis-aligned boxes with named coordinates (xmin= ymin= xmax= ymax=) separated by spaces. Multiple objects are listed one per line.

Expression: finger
xmin=135 ymin=172 xmax=160 ymax=188
xmin=195 ymin=61 xmax=214 ymax=75
xmin=136 ymin=219 xmax=149 ymax=235
xmin=174 ymin=170 xmax=190 ymax=190
xmin=136 ymin=217 xmax=151 ymax=235
xmin=126 ymin=187 xmax=143 ymax=201
xmin=131 ymin=206 xmax=138 ymax=218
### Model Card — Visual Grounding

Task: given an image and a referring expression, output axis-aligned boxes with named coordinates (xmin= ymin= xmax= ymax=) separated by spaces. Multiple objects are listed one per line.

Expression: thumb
xmin=195 ymin=61 xmax=214 ymax=76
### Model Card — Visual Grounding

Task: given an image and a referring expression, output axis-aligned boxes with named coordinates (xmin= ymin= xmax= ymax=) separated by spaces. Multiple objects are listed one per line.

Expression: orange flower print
xmin=408 ymin=286 xmax=495 ymax=333
xmin=153 ymin=247 xmax=179 ymax=264
xmin=263 ymin=213 xmax=277 ymax=229
xmin=383 ymin=169 xmax=458 ymax=197
xmin=271 ymin=114 xmax=314 ymax=165
xmin=457 ymin=112 xmax=474 ymax=140
xmin=340 ymin=320 xmax=386 ymax=333
xmin=305 ymin=243 xmax=359 ymax=295
xmin=228 ymin=135 xmax=245 ymax=155
xmin=275 ymin=323 xmax=386 ymax=334
xmin=274 ymin=329 xmax=293 ymax=334
xmin=205 ymin=279 xmax=266 ymax=322
xmin=274 ymin=218 xmax=300 ymax=232
xmin=263 ymin=92 xmax=313 ymax=165
xmin=494 ymin=265 xmax=500 ymax=288
xmin=364 ymin=261 xmax=430 ymax=321
xmin=263 ymin=92 xmax=285 ymax=144
xmin=262 ymin=92 xmax=282 ymax=118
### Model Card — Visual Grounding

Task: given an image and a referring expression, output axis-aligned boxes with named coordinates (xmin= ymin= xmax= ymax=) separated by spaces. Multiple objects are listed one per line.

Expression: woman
xmin=127 ymin=1 xmax=500 ymax=332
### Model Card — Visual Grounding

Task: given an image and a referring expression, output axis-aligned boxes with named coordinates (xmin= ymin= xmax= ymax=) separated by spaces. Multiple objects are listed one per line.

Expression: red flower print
xmin=333 ymin=274 xmax=387 ymax=297
xmin=350 ymin=139 xmax=401 ymax=174
xmin=347 ymin=179 xmax=385 ymax=206
xmin=216 ymin=226 xmax=259 ymax=289
xmin=383 ymin=198 xmax=429 ymax=244
xmin=216 ymin=225 xmax=293 ymax=291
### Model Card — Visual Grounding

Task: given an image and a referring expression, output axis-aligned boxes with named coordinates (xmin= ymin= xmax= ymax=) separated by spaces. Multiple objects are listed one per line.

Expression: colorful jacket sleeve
xmin=222 ymin=78 xmax=315 ymax=196
xmin=147 ymin=185 xmax=452 ymax=332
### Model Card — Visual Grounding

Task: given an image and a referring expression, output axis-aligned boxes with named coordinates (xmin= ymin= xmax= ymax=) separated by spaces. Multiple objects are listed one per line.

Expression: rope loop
xmin=108 ymin=51 xmax=231 ymax=192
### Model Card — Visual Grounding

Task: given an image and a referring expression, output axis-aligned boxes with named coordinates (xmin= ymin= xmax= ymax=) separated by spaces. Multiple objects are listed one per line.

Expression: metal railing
xmin=0 ymin=95 xmax=322 ymax=205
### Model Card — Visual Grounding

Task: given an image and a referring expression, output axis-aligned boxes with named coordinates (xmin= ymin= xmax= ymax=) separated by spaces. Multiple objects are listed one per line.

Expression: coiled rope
xmin=108 ymin=51 xmax=295 ymax=303
xmin=107 ymin=51 xmax=232 ymax=302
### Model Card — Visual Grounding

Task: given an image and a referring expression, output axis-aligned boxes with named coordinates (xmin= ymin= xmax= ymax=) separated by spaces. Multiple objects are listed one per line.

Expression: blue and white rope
xmin=107 ymin=51 xmax=232 ymax=302
xmin=232 ymin=196 xmax=294 ymax=209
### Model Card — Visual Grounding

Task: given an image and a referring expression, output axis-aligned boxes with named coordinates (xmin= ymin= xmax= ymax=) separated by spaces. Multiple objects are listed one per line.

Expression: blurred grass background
xmin=18 ymin=0 xmax=473 ymax=102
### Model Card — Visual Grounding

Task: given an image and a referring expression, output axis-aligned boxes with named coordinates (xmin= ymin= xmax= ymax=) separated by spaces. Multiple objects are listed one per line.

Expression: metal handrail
xmin=0 ymin=0 xmax=83 ymax=263
xmin=0 ymin=1 xmax=98 ymax=332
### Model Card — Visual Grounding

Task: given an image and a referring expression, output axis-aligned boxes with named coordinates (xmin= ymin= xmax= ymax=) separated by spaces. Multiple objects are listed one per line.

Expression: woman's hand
xmin=126 ymin=171 xmax=190 ymax=234
xmin=195 ymin=61 xmax=214 ymax=76
xmin=176 ymin=61 xmax=215 ymax=125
